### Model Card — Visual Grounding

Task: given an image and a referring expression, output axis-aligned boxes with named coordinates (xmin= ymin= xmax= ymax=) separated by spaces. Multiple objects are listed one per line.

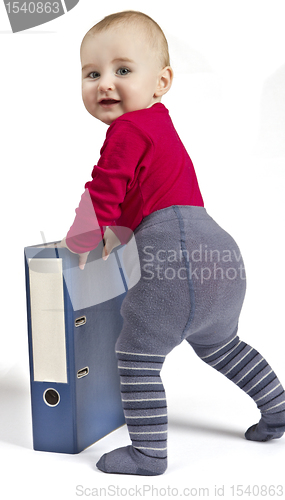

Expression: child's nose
xmin=98 ymin=74 xmax=115 ymax=92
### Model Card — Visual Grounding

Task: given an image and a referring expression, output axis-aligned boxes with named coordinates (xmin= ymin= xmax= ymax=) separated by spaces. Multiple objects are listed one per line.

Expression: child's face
xmin=81 ymin=27 xmax=165 ymax=125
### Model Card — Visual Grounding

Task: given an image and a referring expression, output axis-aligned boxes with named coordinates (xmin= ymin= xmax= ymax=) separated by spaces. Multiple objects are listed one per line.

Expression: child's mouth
xmin=99 ymin=99 xmax=120 ymax=108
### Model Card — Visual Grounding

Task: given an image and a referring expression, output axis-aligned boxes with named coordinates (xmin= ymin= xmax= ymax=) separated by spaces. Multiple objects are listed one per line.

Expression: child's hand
xmin=102 ymin=227 xmax=121 ymax=261
xmin=58 ymin=238 xmax=90 ymax=270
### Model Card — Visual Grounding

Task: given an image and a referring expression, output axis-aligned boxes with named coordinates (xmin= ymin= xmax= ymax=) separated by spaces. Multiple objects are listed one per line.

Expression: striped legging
xmin=115 ymin=336 xmax=285 ymax=460
xmin=115 ymin=205 xmax=285 ymax=462
xmin=116 ymin=350 xmax=167 ymax=460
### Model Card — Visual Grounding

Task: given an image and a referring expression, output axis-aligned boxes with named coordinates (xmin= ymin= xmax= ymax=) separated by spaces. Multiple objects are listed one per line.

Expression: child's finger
xmin=102 ymin=244 xmax=109 ymax=261
xmin=78 ymin=252 xmax=89 ymax=270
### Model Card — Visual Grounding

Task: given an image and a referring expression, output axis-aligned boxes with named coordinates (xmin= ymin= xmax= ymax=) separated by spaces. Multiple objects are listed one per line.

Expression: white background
xmin=0 ymin=0 xmax=284 ymax=498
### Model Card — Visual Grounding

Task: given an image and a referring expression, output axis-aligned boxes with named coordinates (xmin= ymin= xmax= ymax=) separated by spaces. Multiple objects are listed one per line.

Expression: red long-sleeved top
xmin=66 ymin=103 xmax=204 ymax=253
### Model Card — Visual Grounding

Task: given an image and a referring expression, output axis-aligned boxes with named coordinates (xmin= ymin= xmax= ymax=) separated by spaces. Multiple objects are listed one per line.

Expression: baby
xmin=61 ymin=11 xmax=285 ymax=476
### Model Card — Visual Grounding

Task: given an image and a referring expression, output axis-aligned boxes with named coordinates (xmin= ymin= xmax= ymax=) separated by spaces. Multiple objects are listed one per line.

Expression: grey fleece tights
xmin=191 ymin=335 xmax=285 ymax=441
xmin=96 ymin=350 xmax=168 ymax=475
xmin=96 ymin=206 xmax=285 ymax=475
xmin=96 ymin=335 xmax=285 ymax=476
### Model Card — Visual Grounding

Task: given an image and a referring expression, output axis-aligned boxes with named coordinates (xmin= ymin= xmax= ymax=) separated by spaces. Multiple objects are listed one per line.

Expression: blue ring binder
xmin=24 ymin=241 xmax=128 ymax=454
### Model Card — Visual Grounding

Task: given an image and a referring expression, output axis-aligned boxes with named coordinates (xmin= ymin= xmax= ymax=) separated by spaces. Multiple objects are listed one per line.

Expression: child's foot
xmin=245 ymin=414 xmax=285 ymax=442
xmin=96 ymin=445 xmax=167 ymax=476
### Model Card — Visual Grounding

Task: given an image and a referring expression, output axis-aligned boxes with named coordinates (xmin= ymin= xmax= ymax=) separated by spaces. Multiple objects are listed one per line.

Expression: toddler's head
xmin=80 ymin=11 xmax=173 ymax=125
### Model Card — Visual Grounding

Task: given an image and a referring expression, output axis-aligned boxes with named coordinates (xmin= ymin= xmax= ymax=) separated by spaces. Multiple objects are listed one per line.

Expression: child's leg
xmin=96 ymin=350 xmax=168 ymax=476
xmin=96 ymin=207 xmax=194 ymax=475
xmin=188 ymin=334 xmax=285 ymax=441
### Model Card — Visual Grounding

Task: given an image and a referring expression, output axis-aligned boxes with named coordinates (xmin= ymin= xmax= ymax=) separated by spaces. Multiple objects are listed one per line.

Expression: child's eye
xmin=88 ymin=71 xmax=100 ymax=79
xmin=117 ymin=67 xmax=130 ymax=76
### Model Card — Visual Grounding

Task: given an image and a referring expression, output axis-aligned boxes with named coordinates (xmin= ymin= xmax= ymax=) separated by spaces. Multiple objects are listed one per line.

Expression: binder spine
xmin=25 ymin=248 xmax=78 ymax=454
xmin=25 ymin=244 xmax=127 ymax=454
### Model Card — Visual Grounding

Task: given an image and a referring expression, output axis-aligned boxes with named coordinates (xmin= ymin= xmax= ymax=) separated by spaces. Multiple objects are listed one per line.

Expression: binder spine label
xmin=28 ymin=258 xmax=68 ymax=383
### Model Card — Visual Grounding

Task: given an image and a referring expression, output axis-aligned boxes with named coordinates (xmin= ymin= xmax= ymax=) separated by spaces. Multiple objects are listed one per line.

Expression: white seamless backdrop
xmin=0 ymin=0 xmax=284 ymax=498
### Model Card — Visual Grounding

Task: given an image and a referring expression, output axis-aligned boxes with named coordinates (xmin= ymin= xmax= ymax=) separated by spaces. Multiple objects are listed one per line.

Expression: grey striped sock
xmin=96 ymin=351 xmax=168 ymax=475
xmin=191 ymin=335 xmax=285 ymax=441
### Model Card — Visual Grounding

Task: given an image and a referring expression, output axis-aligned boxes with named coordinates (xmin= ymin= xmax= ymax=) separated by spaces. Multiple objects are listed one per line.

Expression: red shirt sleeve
xmin=66 ymin=119 xmax=153 ymax=253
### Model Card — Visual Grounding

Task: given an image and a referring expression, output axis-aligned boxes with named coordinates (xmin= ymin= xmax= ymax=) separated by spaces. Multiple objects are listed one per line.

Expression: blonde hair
xmin=81 ymin=10 xmax=170 ymax=68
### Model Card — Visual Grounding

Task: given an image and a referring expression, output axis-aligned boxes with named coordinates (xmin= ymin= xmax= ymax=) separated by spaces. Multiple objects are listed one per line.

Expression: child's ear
xmin=154 ymin=66 xmax=174 ymax=97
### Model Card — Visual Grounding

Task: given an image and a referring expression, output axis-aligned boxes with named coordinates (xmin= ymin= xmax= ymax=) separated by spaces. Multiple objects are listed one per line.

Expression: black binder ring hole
xmin=43 ymin=388 xmax=60 ymax=407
